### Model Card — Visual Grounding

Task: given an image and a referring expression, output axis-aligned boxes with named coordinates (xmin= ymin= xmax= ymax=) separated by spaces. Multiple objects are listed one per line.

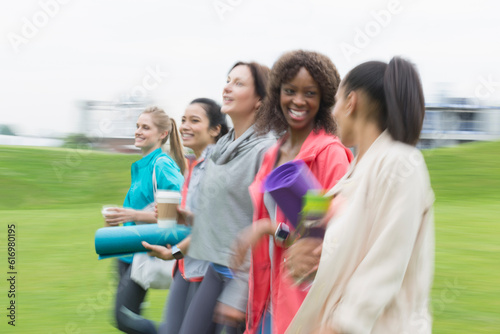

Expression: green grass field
xmin=0 ymin=142 xmax=499 ymax=333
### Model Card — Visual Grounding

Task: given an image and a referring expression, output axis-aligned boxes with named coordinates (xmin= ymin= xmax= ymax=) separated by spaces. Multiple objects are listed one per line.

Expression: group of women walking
xmin=104 ymin=49 xmax=435 ymax=334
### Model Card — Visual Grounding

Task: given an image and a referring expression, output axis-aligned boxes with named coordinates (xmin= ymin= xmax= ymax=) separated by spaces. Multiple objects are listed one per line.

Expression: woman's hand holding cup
xmin=102 ymin=205 xmax=121 ymax=227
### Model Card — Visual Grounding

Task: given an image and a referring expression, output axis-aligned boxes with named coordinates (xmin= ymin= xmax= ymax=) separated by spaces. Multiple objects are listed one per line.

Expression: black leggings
xmin=114 ymin=260 xmax=157 ymax=334
xmin=160 ymin=265 xmax=244 ymax=334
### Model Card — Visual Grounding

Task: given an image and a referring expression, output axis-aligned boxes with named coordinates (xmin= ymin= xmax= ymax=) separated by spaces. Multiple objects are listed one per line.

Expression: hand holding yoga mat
xmin=264 ymin=160 xmax=322 ymax=227
xmin=95 ymin=224 xmax=191 ymax=259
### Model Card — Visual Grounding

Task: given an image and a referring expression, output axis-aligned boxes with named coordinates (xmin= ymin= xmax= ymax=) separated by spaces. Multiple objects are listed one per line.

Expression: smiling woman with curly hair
xmin=231 ymin=50 xmax=353 ymax=334
xmin=255 ymin=49 xmax=341 ymax=136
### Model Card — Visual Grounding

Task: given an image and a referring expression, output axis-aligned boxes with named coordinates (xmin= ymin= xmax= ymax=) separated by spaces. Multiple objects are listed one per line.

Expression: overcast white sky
xmin=1 ymin=0 xmax=499 ymax=136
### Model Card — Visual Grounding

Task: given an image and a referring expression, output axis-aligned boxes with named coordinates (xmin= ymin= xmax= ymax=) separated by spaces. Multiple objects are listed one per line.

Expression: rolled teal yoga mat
xmin=95 ymin=224 xmax=191 ymax=260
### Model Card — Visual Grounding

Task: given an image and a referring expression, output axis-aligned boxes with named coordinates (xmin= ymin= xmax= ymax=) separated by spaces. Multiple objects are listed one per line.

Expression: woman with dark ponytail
xmin=143 ymin=98 xmax=229 ymax=333
xmin=287 ymin=57 xmax=435 ymax=334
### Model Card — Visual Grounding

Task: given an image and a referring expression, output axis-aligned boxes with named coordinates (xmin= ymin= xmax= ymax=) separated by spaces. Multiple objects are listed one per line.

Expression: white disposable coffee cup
xmin=156 ymin=190 xmax=181 ymax=228
xmin=102 ymin=205 xmax=120 ymax=217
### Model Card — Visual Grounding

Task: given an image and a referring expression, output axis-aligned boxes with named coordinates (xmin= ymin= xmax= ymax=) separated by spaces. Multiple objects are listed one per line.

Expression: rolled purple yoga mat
xmin=264 ymin=160 xmax=321 ymax=227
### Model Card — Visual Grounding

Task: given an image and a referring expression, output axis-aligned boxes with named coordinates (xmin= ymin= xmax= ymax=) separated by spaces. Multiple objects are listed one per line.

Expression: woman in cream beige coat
xmin=286 ymin=57 xmax=435 ymax=334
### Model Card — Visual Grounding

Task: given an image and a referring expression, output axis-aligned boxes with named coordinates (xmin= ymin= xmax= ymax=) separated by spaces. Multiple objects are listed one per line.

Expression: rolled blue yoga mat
xmin=95 ymin=224 xmax=191 ymax=260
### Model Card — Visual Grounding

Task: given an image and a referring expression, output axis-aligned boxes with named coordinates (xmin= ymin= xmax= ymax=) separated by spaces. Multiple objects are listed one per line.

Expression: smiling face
xmin=221 ymin=65 xmax=261 ymax=117
xmin=280 ymin=67 xmax=321 ymax=132
xmin=180 ymin=103 xmax=218 ymax=156
xmin=134 ymin=113 xmax=167 ymax=155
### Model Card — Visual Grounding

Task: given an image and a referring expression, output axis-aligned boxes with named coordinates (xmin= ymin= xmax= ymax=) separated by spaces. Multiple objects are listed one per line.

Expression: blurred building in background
xmin=76 ymin=98 xmax=151 ymax=153
xmin=2 ymin=97 xmax=500 ymax=151
xmin=77 ymin=96 xmax=500 ymax=152
xmin=418 ymin=97 xmax=500 ymax=149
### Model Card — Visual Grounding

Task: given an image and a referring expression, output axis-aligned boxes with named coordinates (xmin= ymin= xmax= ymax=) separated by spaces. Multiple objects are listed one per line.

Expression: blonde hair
xmin=142 ymin=106 xmax=186 ymax=175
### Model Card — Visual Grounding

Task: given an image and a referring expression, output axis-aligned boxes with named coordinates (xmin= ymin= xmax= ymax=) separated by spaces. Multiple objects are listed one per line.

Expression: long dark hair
xmin=341 ymin=57 xmax=425 ymax=146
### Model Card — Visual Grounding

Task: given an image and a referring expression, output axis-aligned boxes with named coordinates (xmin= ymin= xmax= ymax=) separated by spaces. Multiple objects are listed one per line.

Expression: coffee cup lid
xmin=156 ymin=190 xmax=181 ymax=199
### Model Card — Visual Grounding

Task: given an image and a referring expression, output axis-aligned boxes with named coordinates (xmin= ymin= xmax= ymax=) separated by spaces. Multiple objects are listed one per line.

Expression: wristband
xmin=274 ymin=222 xmax=290 ymax=243
xmin=171 ymin=244 xmax=184 ymax=260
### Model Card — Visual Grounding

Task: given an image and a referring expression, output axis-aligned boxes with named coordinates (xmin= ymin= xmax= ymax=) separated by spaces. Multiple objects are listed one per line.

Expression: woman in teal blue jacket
xmin=104 ymin=106 xmax=185 ymax=334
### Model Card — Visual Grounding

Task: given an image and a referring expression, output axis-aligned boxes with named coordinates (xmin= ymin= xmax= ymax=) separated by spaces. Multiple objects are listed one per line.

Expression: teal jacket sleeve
xmin=154 ymin=156 xmax=184 ymax=192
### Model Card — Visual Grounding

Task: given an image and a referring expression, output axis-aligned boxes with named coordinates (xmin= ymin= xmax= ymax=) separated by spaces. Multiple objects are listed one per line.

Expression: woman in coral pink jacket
xmin=231 ymin=50 xmax=353 ymax=334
